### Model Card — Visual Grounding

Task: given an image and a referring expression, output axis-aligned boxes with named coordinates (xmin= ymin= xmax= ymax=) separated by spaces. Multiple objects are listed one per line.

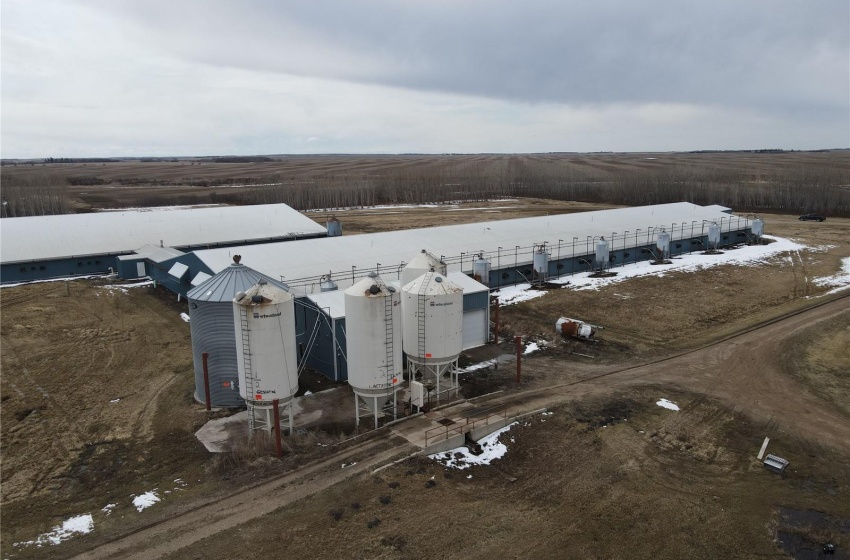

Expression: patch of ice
xmin=14 ymin=513 xmax=94 ymax=548
xmin=656 ymin=398 xmax=680 ymax=411
xmin=811 ymin=257 xmax=850 ymax=295
xmin=523 ymin=342 xmax=540 ymax=355
xmin=460 ymin=358 xmax=497 ymax=372
xmin=428 ymin=422 xmax=517 ymax=470
xmin=102 ymin=280 xmax=153 ymax=290
xmin=132 ymin=490 xmax=160 ymax=512
xmin=180 ymin=313 xmax=191 ymax=323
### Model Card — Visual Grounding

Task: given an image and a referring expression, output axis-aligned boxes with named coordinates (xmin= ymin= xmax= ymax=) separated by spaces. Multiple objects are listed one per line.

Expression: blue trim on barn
xmin=1 ymin=253 xmax=130 ymax=284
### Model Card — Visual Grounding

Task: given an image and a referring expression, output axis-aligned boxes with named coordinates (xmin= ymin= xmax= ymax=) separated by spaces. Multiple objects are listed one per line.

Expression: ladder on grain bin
xmin=238 ymin=306 xmax=258 ymax=431
xmin=382 ymin=289 xmax=397 ymax=421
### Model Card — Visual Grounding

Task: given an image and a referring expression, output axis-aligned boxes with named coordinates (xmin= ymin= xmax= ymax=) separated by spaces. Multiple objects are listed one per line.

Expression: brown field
xmin=2 ymin=150 xmax=848 ymax=216
xmin=1 ymin=200 xmax=849 ymax=559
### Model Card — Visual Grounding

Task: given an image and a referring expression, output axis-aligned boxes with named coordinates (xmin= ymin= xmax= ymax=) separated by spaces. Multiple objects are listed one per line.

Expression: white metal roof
xmin=306 ymin=290 xmax=346 ymax=319
xmin=115 ymin=244 xmax=185 ymax=263
xmin=446 ymin=271 xmax=488 ymax=295
xmin=0 ymin=204 xmax=327 ymax=264
xmin=192 ymin=202 xmax=750 ymax=292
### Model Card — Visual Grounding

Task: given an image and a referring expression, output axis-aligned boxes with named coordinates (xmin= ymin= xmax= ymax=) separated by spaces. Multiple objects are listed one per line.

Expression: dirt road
xmin=495 ymin=293 xmax=850 ymax=450
xmin=70 ymin=437 xmax=415 ymax=560
xmin=68 ymin=293 xmax=849 ymax=559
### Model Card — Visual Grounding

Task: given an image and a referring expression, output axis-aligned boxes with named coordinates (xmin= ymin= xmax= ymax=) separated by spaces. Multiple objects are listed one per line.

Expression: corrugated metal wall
xmin=189 ymin=299 xmax=243 ymax=407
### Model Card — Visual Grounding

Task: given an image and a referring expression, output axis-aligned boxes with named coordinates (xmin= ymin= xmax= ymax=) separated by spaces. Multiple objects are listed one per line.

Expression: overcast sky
xmin=2 ymin=0 xmax=848 ymax=157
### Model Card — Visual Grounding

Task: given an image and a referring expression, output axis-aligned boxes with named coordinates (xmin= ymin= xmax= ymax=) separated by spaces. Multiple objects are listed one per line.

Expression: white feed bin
xmin=532 ymin=246 xmax=549 ymax=280
xmin=707 ymin=222 xmax=721 ymax=250
xmin=472 ymin=254 xmax=491 ymax=286
xmin=401 ymin=271 xmax=463 ymax=403
xmin=751 ymin=218 xmax=764 ymax=239
xmin=344 ymin=272 xmax=402 ymax=425
xmin=233 ymin=280 xmax=299 ymax=432
xmin=594 ymin=238 xmax=610 ymax=271
xmin=401 ymin=249 xmax=447 ymax=286
xmin=656 ymin=230 xmax=671 ymax=260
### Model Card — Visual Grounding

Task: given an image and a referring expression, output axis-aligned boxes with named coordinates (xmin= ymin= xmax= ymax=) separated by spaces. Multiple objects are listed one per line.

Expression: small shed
xmin=763 ymin=454 xmax=789 ymax=474
xmin=187 ymin=256 xmax=290 ymax=407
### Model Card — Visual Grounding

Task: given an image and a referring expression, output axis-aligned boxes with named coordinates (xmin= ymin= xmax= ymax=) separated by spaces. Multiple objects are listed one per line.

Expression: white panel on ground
xmin=462 ymin=309 xmax=487 ymax=350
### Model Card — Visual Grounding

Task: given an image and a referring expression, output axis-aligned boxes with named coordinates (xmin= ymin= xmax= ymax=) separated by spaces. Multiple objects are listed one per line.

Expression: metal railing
xmin=423 ymin=405 xmax=510 ymax=447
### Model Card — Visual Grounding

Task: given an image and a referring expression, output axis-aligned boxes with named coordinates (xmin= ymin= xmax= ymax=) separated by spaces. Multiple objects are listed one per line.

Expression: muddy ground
xmin=164 ymin=391 xmax=850 ymax=560
xmin=1 ymin=200 xmax=848 ymax=559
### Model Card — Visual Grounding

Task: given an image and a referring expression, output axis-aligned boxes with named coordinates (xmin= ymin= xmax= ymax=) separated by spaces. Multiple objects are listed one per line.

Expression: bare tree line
xmin=0 ymin=172 xmax=70 ymax=217
xmin=238 ymin=158 xmax=850 ymax=217
xmin=2 ymin=154 xmax=848 ymax=217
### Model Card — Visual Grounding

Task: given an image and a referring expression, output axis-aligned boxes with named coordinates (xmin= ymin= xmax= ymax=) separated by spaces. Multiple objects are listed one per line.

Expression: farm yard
xmin=1 ymin=190 xmax=849 ymax=559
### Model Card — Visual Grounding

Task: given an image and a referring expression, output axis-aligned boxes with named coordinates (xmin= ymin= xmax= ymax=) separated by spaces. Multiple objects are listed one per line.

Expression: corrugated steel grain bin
xmin=187 ymin=256 xmax=290 ymax=407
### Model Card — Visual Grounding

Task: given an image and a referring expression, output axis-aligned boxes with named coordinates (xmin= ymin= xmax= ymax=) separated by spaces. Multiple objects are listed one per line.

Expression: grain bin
xmin=472 ymin=253 xmax=491 ymax=286
xmin=327 ymin=216 xmax=342 ymax=237
xmin=401 ymin=271 xmax=463 ymax=403
xmin=344 ymin=272 xmax=402 ymax=426
xmin=401 ymin=249 xmax=447 ymax=286
xmin=187 ymin=255 xmax=290 ymax=408
xmin=233 ymin=280 xmax=299 ymax=432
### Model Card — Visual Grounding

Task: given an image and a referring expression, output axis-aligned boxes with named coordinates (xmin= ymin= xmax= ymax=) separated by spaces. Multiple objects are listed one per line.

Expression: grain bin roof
xmin=192 ymin=202 xmax=746 ymax=292
xmin=0 ymin=204 xmax=326 ymax=264
xmin=187 ymin=261 xmax=289 ymax=303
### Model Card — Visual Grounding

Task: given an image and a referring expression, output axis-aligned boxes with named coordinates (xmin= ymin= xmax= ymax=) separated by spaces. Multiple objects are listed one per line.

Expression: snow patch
xmin=491 ymin=283 xmax=547 ymax=306
xmin=523 ymin=342 xmax=541 ymax=355
xmin=101 ymin=504 xmax=116 ymax=515
xmin=132 ymin=490 xmax=160 ymax=512
xmin=180 ymin=312 xmax=191 ymax=323
xmin=428 ymin=422 xmax=517 ymax=470
xmin=460 ymin=358 xmax=497 ymax=372
xmin=812 ymin=257 xmax=850 ymax=294
xmin=656 ymin=398 xmax=680 ymax=411
xmin=14 ymin=514 xmax=94 ymax=548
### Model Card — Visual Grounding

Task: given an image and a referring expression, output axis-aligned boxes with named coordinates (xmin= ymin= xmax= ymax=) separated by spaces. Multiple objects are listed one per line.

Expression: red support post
xmin=202 ymin=352 xmax=211 ymax=411
xmin=273 ymin=398 xmax=283 ymax=459
xmin=515 ymin=335 xmax=522 ymax=384
xmin=493 ymin=298 xmax=499 ymax=344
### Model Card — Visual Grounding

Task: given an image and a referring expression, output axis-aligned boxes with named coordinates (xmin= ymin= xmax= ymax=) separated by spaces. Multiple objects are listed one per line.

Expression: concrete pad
xmin=195 ymin=386 xmax=356 ymax=453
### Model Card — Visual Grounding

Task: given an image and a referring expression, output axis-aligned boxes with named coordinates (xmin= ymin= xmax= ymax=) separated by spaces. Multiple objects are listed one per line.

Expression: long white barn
xmin=191 ymin=202 xmax=747 ymax=292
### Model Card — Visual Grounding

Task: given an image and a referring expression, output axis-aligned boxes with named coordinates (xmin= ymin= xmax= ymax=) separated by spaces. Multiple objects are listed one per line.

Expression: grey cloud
xmin=99 ymin=0 xmax=848 ymax=117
